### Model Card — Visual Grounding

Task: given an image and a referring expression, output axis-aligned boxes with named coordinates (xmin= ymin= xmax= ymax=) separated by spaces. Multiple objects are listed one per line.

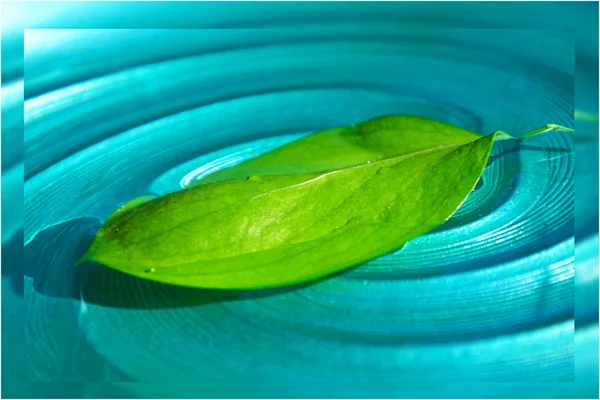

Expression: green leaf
xmin=78 ymin=115 xmax=570 ymax=289
xmin=187 ymin=115 xmax=482 ymax=187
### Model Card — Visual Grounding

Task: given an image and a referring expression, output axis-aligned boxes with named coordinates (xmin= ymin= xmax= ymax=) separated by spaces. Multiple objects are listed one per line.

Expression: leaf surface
xmin=80 ymin=115 xmax=496 ymax=289
xmin=187 ymin=115 xmax=482 ymax=186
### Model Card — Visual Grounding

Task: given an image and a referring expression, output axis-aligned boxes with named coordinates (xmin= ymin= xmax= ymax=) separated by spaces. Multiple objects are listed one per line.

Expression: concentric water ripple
xmin=21 ymin=28 xmax=582 ymax=392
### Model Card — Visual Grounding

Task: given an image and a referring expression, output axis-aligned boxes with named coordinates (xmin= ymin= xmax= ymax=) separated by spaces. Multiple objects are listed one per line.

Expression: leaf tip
xmin=75 ymin=247 xmax=95 ymax=266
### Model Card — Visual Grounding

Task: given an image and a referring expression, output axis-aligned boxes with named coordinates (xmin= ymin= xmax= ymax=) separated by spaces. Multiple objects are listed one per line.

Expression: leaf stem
xmin=492 ymin=124 xmax=574 ymax=141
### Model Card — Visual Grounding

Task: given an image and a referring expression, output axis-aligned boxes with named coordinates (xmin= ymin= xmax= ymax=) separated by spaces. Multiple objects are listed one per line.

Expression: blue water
xmin=2 ymin=2 xmax=598 ymax=398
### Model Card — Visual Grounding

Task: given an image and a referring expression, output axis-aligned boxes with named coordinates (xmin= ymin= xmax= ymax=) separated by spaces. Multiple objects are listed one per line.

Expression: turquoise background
xmin=2 ymin=2 xmax=598 ymax=398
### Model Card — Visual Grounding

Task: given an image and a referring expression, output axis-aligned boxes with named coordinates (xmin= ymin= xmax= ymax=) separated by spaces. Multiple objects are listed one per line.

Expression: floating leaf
xmin=78 ymin=115 xmax=573 ymax=289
